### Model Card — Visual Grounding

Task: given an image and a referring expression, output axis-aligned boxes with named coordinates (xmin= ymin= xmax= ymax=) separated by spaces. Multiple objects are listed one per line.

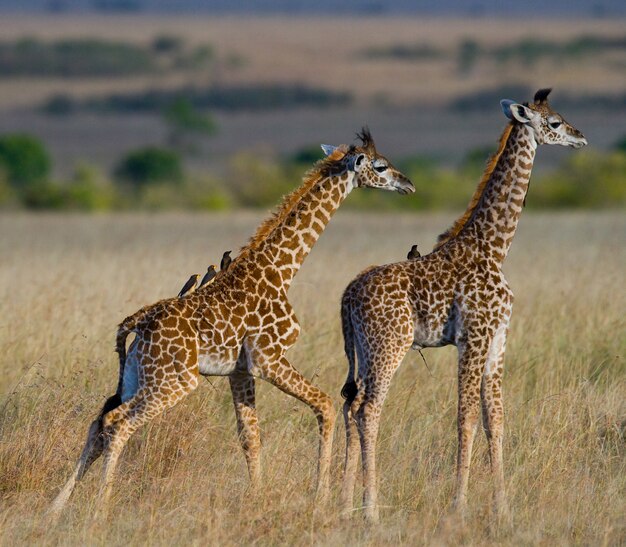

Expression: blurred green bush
xmin=1 ymin=133 xmax=625 ymax=212
xmin=114 ymin=147 xmax=184 ymax=189
xmin=0 ymin=134 xmax=51 ymax=190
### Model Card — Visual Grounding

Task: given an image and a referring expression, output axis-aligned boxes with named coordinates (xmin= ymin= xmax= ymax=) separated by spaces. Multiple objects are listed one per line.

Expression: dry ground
xmin=0 ymin=211 xmax=624 ymax=545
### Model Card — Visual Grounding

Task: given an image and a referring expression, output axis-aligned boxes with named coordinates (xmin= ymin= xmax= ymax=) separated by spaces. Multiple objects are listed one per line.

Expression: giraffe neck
xmin=463 ymin=122 xmax=537 ymax=264
xmin=256 ymin=169 xmax=354 ymax=288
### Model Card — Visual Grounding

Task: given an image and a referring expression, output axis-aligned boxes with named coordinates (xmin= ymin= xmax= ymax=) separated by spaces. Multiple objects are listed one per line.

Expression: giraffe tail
xmin=97 ymin=309 xmax=145 ymax=425
xmin=340 ymin=289 xmax=358 ymax=404
xmin=114 ymin=312 xmax=140 ymax=398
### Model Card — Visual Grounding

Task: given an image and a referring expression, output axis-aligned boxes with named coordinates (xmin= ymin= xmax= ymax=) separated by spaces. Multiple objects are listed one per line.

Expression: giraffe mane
xmin=237 ymin=146 xmax=350 ymax=258
xmin=434 ymin=122 xmax=514 ymax=250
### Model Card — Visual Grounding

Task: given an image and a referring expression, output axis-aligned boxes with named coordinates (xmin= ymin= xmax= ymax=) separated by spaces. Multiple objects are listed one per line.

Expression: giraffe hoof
xmin=364 ymin=507 xmax=380 ymax=524
xmin=492 ymin=503 xmax=513 ymax=532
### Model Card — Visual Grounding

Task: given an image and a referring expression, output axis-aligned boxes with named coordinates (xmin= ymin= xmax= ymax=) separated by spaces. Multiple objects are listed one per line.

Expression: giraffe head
xmin=321 ymin=127 xmax=415 ymax=194
xmin=500 ymin=88 xmax=587 ymax=148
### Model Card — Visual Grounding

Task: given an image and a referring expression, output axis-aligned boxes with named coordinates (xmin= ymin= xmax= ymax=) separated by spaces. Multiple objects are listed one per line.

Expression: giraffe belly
xmin=197 ymin=348 xmax=238 ymax=376
xmin=412 ymin=314 xmax=456 ymax=348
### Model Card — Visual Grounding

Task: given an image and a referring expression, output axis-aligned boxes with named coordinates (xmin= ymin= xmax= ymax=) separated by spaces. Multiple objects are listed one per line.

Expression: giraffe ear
xmin=320 ymin=144 xmax=337 ymax=157
xmin=501 ymin=100 xmax=534 ymax=123
xmin=349 ymin=153 xmax=366 ymax=172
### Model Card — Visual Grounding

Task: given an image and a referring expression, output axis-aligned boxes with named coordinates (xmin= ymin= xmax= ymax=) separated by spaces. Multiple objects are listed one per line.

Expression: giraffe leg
xmin=49 ymin=417 xmax=104 ymax=517
xmin=355 ymin=378 xmax=396 ymax=524
xmin=48 ymin=394 xmax=123 ymax=518
xmin=228 ymin=370 xmax=261 ymax=487
xmin=256 ymin=355 xmax=336 ymax=504
xmin=453 ymin=339 xmax=489 ymax=517
xmin=340 ymin=398 xmax=361 ymax=515
xmin=97 ymin=375 xmax=198 ymax=517
xmin=481 ymin=324 xmax=510 ymax=523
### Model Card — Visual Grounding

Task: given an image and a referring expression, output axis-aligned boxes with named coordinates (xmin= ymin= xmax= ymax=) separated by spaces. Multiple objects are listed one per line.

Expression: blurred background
xmin=0 ymin=0 xmax=625 ymax=212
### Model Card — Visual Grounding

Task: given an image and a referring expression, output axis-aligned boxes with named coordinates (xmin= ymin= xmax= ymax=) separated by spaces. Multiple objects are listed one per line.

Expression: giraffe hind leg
xmin=96 ymin=370 xmax=199 ymax=517
xmin=340 ymin=399 xmax=361 ymax=516
xmin=354 ymin=376 xmax=392 ymax=524
xmin=48 ymin=394 xmax=122 ymax=518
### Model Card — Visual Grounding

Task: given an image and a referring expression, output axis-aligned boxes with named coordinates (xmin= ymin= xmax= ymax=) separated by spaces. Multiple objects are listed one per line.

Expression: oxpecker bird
xmin=407 ymin=244 xmax=421 ymax=260
xmin=198 ymin=265 xmax=217 ymax=289
xmin=178 ymin=274 xmax=200 ymax=298
xmin=220 ymin=250 xmax=232 ymax=271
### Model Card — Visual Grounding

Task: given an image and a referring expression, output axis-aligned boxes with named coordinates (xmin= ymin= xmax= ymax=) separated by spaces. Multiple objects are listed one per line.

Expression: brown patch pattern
xmin=338 ymin=94 xmax=586 ymax=523
xmin=50 ymin=131 xmax=414 ymax=517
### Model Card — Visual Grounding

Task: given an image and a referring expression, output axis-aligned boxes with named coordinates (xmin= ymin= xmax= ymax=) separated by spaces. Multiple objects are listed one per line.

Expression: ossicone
xmin=534 ymin=88 xmax=552 ymax=105
xmin=355 ymin=126 xmax=376 ymax=152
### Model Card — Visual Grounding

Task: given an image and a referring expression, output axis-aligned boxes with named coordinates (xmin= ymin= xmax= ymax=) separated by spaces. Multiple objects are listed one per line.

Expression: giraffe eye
xmin=549 ymin=121 xmax=562 ymax=129
xmin=373 ymin=164 xmax=387 ymax=173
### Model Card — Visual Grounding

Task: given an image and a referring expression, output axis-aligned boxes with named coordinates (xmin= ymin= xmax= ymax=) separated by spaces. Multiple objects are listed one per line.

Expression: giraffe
xmin=339 ymin=90 xmax=587 ymax=522
xmin=50 ymin=129 xmax=414 ymax=517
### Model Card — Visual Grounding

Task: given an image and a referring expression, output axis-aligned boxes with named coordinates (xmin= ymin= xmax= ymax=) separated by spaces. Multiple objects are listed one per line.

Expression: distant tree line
xmin=357 ymin=33 xmax=626 ymax=75
xmin=0 ymin=36 xmax=212 ymax=77
xmin=42 ymin=84 xmax=352 ymax=115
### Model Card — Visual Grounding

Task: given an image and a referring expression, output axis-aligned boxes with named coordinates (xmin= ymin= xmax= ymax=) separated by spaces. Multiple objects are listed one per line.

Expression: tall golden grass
xmin=0 ymin=212 xmax=624 ymax=545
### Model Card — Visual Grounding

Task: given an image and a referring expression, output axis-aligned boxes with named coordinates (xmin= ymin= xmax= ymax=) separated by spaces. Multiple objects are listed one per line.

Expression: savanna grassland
xmin=0 ymin=211 xmax=624 ymax=545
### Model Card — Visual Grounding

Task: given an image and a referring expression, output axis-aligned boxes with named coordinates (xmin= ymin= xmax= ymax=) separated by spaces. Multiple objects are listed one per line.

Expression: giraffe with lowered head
xmin=50 ymin=129 xmax=414 ymax=516
xmin=339 ymin=90 xmax=587 ymax=522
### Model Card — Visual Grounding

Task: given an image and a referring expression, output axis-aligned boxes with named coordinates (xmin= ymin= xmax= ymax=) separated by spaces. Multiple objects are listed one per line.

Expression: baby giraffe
xmin=340 ymin=90 xmax=586 ymax=522
xmin=50 ymin=129 xmax=414 ymax=518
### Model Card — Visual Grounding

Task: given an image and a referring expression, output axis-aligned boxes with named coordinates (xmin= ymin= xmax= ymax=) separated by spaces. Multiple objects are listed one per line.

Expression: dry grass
xmin=0 ymin=16 xmax=625 ymax=108
xmin=0 ymin=211 xmax=624 ymax=545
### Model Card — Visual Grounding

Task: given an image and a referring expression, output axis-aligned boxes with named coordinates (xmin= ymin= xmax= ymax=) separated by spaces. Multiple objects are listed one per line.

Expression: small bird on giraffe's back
xmin=178 ymin=274 xmax=200 ymax=298
xmin=220 ymin=250 xmax=232 ymax=271
xmin=198 ymin=265 xmax=217 ymax=290
xmin=48 ymin=127 xmax=415 ymax=520
xmin=407 ymin=244 xmax=421 ymax=260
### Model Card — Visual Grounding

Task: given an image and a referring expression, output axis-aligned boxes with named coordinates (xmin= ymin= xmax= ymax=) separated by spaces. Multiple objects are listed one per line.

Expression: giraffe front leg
xmin=481 ymin=323 xmax=511 ymax=525
xmin=453 ymin=338 xmax=488 ymax=517
xmin=228 ymin=369 xmax=261 ymax=488
xmin=255 ymin=353 xmax=336 ymax=505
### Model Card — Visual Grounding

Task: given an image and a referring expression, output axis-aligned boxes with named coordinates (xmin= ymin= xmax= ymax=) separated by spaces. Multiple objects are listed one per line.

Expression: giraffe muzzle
xmin=395 ymin=180 xmax=415 ymax=195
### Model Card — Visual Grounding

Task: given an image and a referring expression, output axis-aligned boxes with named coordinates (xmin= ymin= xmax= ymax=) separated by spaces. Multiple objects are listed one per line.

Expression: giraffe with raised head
xmin=50 ymin=129 xmax=414 ymax=517
xmin=339 ymin=90 xmax=587 ymax=522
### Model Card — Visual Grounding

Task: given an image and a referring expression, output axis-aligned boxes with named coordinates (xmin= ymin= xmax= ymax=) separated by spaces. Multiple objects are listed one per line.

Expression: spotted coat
xmin=339 ymin=90 xmax=587 ymax=523
xmin=50 ymin=129 xmax=414 ymax=517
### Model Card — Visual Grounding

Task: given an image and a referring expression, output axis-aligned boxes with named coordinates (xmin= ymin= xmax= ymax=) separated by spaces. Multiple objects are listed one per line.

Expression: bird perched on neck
xmin=220 ymin=250 xmax=232 ymax=271
xmin=178 ymin=274 xmax=200 ymax=298
xmin=198 ymin=265 xmax=217 ymax=290
xmin=407 ymin=244 xmax=421 ymax=260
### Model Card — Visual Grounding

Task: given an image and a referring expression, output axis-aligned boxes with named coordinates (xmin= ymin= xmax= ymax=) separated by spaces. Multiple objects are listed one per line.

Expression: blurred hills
xmin=2 ymin=0 xmax=626 ymax=16
xmin=0 ymin=12 xmax=624 ymax=210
